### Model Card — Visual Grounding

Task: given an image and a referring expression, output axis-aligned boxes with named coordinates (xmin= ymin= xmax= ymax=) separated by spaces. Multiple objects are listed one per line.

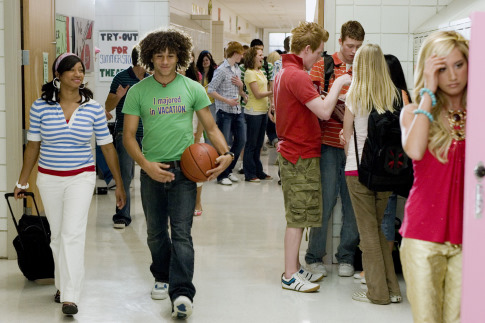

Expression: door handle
xmin=475 ymin=162 xmax=485 ymax=219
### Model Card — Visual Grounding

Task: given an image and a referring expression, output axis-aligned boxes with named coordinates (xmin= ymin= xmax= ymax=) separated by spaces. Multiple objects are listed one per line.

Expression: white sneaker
xmin=218 ymin=178 xmax=232 ymax=185
xmin=352 ymin=291 xmax=372 ymax=303
xmin=151 ymin=281 xmax=169 ymax=300
xmin=299 ymin=267 xmax=324 ymax=282
xmin=172 ymin=295 xmax=193 ymax=319
xmin=305 ymin=262 xmax=328 ymax=277
xmin=281 ymin=270 xmax=320 ymax=293
xmin=390 ymin=294 xmax=402 ymax=303
xmin=353 ymin=272 xmax=364 ymax=279
xmin=338 ymin=263 xmax=355 ymax=277
xmin=228 ymin=173 xmax=239 ymax=182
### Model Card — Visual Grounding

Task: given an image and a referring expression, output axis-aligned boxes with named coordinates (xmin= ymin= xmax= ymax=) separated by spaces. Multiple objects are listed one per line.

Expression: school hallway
xmin=0 ymin=147 xmax=412 ymax=322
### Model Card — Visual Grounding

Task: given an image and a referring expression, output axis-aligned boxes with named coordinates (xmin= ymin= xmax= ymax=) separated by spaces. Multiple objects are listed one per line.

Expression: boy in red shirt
xmin=274 ymin=22 xmax=351 ymax=292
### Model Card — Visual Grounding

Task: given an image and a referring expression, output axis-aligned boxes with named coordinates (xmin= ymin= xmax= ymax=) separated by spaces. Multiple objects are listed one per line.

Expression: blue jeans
xmin=140 ymin=168 xmax=196 ymax=301
xmin=381 ymin=193 xmax=397 ymax=242
xmin=204 ymin=103 xmax=217 ymax=146
xmin=305 ymin=144 xmax=359 ymax=265
xmin=112 ymin=134 xmax=142 ymax=225
xmin=243 ymin=114 xmax=268 ymax=180
xmin=96 ymin=144 xmax=112 ymax=184
xmin=216 ymin=110 xmax=246 ymax=181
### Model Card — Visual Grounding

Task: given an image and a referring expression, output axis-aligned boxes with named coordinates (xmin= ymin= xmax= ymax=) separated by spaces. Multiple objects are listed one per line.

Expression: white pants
xmin=37 ymin=171 xmax=95 ymax=303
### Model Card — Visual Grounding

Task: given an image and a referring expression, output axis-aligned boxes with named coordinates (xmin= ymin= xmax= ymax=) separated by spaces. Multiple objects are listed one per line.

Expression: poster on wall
xmin=72 ymin=17 xmax=94 ymax=72
xmin=97 ymin=31 xmax=139 ymax=82
xmin=55 ymin=14 xmax=70 ymax=57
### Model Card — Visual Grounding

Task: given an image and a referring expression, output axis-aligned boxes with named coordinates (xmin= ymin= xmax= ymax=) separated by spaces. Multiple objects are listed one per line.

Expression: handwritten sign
xmin=98 ymin=31 xmax=139 ymax=81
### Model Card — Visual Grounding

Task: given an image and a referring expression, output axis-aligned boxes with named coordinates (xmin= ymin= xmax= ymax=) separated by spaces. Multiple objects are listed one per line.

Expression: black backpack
xmin=354 ymin=94 xmax=414 ymax=197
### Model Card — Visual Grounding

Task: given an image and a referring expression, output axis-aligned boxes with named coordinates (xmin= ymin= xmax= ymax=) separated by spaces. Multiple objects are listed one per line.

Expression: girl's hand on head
xmin=423 ymin=54 xmax=446 ymax=93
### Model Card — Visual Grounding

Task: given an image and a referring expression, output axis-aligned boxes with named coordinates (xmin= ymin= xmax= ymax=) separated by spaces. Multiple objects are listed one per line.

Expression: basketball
xmin=180 ymin=143 xmax=220 ymax=182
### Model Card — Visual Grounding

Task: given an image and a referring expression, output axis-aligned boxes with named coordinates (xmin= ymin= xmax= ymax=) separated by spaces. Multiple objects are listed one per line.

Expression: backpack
xmin=354 ymin=94 xmax=414 ymax=197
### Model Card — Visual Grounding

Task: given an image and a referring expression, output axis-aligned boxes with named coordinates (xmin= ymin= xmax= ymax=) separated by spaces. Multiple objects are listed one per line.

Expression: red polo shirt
xmin=274 ymin=54 xmax=321 ymax=164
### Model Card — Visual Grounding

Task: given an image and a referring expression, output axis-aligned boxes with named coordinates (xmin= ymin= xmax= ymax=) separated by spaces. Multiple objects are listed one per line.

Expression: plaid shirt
xmin=208 ymin=59 xmax=242 ymax=114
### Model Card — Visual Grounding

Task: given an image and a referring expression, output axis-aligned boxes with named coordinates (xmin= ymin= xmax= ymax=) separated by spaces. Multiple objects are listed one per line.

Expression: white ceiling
xmin=219 ymin=0 xmax=306 ymax=30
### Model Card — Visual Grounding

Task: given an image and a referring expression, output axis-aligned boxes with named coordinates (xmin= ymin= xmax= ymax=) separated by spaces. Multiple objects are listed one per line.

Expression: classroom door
xmin=461 ymin=11 xmax=485 ymax=322
xmin=21 ymin=0 xmax=56 ymax=211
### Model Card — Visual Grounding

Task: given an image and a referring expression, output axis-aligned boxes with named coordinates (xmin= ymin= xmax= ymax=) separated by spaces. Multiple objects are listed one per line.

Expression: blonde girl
xmin=399 ymin=30 xmax=468 ymax=323
xmin=342 ymin=43 xmax=402 ymax=305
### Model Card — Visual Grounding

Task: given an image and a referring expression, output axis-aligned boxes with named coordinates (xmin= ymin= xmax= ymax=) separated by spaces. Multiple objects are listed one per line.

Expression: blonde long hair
xmin=413 ymin=31 xmax=468 ymax=163
xmin=346 ymin=44 xmax=398 ymax=116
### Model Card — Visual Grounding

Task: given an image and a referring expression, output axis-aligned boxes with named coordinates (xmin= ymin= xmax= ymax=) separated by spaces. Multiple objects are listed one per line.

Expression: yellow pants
xmin=400 ymin=238 xmax=462 ymax=323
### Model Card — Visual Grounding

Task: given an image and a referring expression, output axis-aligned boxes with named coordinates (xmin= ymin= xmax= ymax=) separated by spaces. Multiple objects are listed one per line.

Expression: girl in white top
xmin=14 ymin=53 xmax=126 ymax=315
xmin=341 ymin=44 xmax=402 ymax=305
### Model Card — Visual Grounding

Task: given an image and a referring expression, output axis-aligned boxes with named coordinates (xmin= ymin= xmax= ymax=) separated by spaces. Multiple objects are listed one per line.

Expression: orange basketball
xmin=180 ymin=143 xmax=220 ymax=182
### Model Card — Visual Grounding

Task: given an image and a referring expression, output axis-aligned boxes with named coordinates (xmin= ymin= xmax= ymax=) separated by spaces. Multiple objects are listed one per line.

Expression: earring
xmin=52 ymin=77 xmax=60 ymax=90
xmin=79 ymin=83 xmax=85 ymax=90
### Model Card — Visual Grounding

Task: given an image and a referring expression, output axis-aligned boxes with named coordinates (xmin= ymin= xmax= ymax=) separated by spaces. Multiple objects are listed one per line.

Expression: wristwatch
xmin=223 ymin=151 xmax=235 ymax=160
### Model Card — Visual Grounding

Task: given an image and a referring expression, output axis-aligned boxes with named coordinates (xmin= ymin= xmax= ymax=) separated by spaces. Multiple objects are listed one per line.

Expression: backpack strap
xmin=353 ymin=123 xmax=360 ymax=169
xmin=323 ymin=52 xmax=335 ymax=92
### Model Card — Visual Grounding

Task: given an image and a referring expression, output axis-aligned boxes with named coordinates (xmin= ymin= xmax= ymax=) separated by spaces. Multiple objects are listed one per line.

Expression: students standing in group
xmin=105 ymin=46 xmax=148 ymax=229
xmin=122 ymin=28 xmax=232 ymax=319
xmin=400 ymin=30 xmax=468 ymax=323
xmin=274 ymin=21 xmax=351 ymax=292
xmin=14 ymin=53 xmax=126 ymax=315
xmin=341 ymin=44 xmax=402 ymax=304
xmin=305 ymin=21 xmax=365 ymax=278
xmin=243 ymin=47 xmax=273 ymax=182
xmin=207 ymin=41 xmax=246 ymax=186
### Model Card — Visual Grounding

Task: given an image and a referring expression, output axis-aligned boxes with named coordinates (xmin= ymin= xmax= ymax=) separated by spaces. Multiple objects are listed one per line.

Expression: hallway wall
xmin=324 ymin=0 xmax=454 ymax=91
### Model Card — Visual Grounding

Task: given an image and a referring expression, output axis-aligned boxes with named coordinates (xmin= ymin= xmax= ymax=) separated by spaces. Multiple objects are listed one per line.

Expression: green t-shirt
xmin=122 ymin=74 xmax=211 ymax=162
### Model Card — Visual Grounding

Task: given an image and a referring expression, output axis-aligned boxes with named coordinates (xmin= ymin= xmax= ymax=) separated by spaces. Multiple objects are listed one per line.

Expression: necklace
xmin=447 ymin=109 xmax=466 ymax=141
xmin=159 ymin=74 xmax=177 ymax=87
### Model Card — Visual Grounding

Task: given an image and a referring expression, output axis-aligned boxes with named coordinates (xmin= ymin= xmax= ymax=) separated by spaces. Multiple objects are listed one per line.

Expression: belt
xmin=161 ymin=160 xmax=181 ymax=169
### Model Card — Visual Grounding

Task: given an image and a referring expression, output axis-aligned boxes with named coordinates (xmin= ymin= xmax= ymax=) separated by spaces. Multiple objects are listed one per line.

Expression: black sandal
xmin=54 ymin=290 xmax=60 ymax=303
xmin=62 ymin=303 xmax=78 ymax=315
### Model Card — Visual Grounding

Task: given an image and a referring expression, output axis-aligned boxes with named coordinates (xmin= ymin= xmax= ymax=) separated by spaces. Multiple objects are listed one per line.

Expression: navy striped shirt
xmin=111 ymin=67 xmax=146 ymax=137
xmin=27 ymin=98 xmax=113 ymax=171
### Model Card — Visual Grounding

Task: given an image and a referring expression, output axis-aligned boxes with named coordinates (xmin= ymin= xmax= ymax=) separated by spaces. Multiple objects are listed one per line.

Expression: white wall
xmin=325 ymin=0 xmax=454 ymax=92
xmin=0 ymin=0 xmax=7 ymax=257
xmin=170 ymin=0 xmax=261 ymax=45
xmin=95 ymin=0 xmax=170 ymax=104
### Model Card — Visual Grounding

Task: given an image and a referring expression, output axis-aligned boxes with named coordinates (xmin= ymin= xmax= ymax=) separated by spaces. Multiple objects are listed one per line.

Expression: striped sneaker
xmin=281 ymin=271 xmax=320 ymax=293
xmin=299 ymin=267 xmax=324 ymax=282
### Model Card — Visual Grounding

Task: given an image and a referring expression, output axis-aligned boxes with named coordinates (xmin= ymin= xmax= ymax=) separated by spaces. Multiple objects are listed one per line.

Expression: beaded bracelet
xmin=419 ymin=88 xmax=437 ymax=107
xmin=15 ymin=181 xmax=29 ymax=190
xmin=413 ymin=109 xmax=434 ymax=123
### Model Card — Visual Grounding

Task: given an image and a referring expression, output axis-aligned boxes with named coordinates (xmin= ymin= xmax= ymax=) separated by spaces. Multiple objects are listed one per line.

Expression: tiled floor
xmin=0 ymin=147 xmax=413 ymax=322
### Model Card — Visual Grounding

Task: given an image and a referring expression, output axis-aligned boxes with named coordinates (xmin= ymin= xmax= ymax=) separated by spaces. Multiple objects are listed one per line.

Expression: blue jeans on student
xmin=244 ymin=114 xmax=268 ymax=180
xmin=140 ymin=168 xmax=196 ymax=301
xmin=204 ymin=103 xmax=217 ymax=146
xmin=381 ymin=193 xmax=397 ymax=242
xmin=305 ymin=144 xmax=359 ymax=265
xmin=96 ymin=144 xmax=112 ymax=184
xmin=216 ymin=110 xmax=246 ymax=181
xmin=112 ymin=134 xmax=142 ymax=226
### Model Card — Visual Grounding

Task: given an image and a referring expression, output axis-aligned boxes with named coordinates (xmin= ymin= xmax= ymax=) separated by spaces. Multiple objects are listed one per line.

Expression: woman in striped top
xmin=14 ymin=53 xmax=125 ymax=315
